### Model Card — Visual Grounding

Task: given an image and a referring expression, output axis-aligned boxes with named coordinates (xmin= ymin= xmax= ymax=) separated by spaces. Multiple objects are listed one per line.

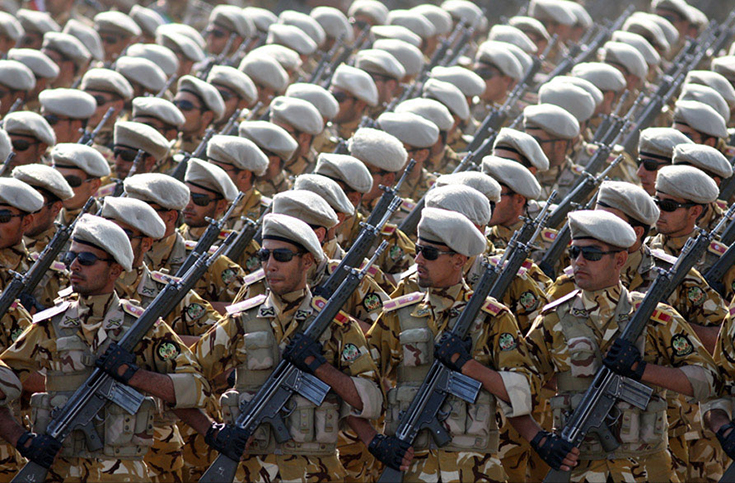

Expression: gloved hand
xmin=205 ymin=422 xmax=250 ymax=462
xmin=17 ymin=432 xmax=61 ymax=469
xmin=19 ymin=293 xmax=43 ymax=313
xmin=602 ymin=339 xmax=647 ymax=380
xmin=530 ymin=430 xmax=576 ymax=471
xmin=368 ymin=434 xmax=412 ymax=471
xmin=716 ymin=421 xmax=735 ymax=460
xmin=95 ymin=342 xmax=139 ymax=384
xmin=282 ymin=333 xmax=327 ymax=374
xmin=434 ymin=332 xmax=473 ymax=372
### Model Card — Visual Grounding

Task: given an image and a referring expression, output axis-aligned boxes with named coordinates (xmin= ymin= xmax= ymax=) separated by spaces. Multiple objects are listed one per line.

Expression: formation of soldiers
xmin=0 ymin=0 xmax=734 ymax=481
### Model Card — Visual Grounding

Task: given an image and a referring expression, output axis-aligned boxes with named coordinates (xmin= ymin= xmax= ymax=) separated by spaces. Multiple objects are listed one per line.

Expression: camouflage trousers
xmin=685 ymin=429 xmax=725 ymax=482
xmin=236 ymin=454 xmax=347 ymax=482
xmin=47 ymin=457 xmax=150 ymax=482
xmin=0 ymin=443 xmax=20 ymax=483
xmin=179 ymin=425 xmax=215 ymax=482
xmin=144 ymin=423 xmax=184 ymax=483
xmin=570 ymin=450 xmax=677 ymax=482
xmin=338 ymin=432 xmax=376 ymax=483
xmin=404 ymin=449 xmax=506 ymax=482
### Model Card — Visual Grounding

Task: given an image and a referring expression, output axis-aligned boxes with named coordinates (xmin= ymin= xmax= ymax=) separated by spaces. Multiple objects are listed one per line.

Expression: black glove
xmin=17 ymin=432 xmax=61 ymax=469
xmin=368 ymin=434 xmax=411 ymax=471
xmin=530 ymin=430 xmax=574 ymax=471
xmin=19 ymin=293 xmax=43 ymax=313
xmin=95 ymin=342 xmax=139 ymax=384
xmin=226 ymin=369 xmax=236 ymax=388
xmin=434 ymin=333 xmax=473 ymax=372
xmin=602 ymin=339 xmax=647 ymax=380
xmin=282 ymin=333 xmax=327 ymax=374
xmin=716 ymin=421 xmax=735 ymax=460
xmin=205 ymin=422 xmax=249 ymax=462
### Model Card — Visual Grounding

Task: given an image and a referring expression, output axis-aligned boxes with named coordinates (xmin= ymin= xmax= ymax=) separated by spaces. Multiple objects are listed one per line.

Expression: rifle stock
xmin=170 ymin=128 xmax=216 ymax=182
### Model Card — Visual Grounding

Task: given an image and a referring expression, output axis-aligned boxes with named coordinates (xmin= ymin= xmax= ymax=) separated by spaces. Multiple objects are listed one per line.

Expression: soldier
xmin=63 ymin=20 xmax=104 ymax=68
xmin=0 ymin=13 xmax=23 ymax=58
xmin=570 ymin=62 xmax=627 ymax=129
xmin=126 ymin=43 xmax=179 ymax=87
xmin=396 ymin=97 xmax=459 ymax=174
xmin=600 ymin=41 xmax=649 ymax=102
xmin=40 ymin=32 xmax=90 ymax=90
xmin=492 ymin=127 xmax=550 ymax=175
xmin=79 ymin=68 xmax=134 ymax=155
xmin=311 ymin=6 xmax=354 ymax=55
xmin=17 ymin=9 xmax=59 ymax=51
xmin=430 ymin=65 xmax=486 ymax=138
xmin=0 ymin=359 xmax=24 ymax=483
xmin=172 ymin=75 xmax=224 ymax=155
xmin=108 ymin=121 xmax=170 ymax=182
xmin=285 ymin=82 xmax=339 ymax=154
xmin=348 ymin=0 xmax=389 ymax=38
xmin=374 ymin=38 xmax=425 ymax=86
xmin=471 ymin=41 xmax=522 ymax=119
xmin=529 ymin=0 xmax=576 ymax=50
xmin=636 ymin=127 xmax=693 ymax=195
xmin=509 ymin=16 xmax=552 ymax=58
xmin=203 ymin=5 xmax=252 ymax=60
xmin=4 ymin=111 xmax=55 ymax=169
xmin=238 ymin=53 xmax=289 ymax=112
xmin=38 ymin=89 xmax=96 ymax=144
xmin=157 ymin=29 xmax=206 ymax=79
xmin=422 ymin=79 xmax=470 ymax=155
xmin=51 ymin=144 xmax=109 ymax=224
xmin=266 ymin=23 xmax=317 ymax=75
xmin=673 ymin=99 xmax=729 ymax=151
xmin=354 ymin=49 xmax=405 ymax=113
xmin=129 ymin=6 xmax=165 ymax=45
xmin=389 ymin=10 xmax=436 ymax=57
xmin=269 ymin=96 xmax=324 ymax=176
xmin=0 ymin=60 xmax=34 ymax=117
xmin=671 ymin=144 xmax=731 ymax=223
xmin=132 ymin=97 xmax=186 ymax=144
xmin=249 ymin=44 xmax=303 ymax=84
xmin=94 ymin=11 xmax=141 ymax=65
xmin=207 ymin=65 xmax=257 ymax=133
xmin=8 ymin=49 xmax=60 ymax=112
xmin=238 ymin=120 xmax=297 ymax=198
xmin=115 ymin=56 xmax=168 ymax=99
xmin=325 ymin=64 xmax=379 ymax=147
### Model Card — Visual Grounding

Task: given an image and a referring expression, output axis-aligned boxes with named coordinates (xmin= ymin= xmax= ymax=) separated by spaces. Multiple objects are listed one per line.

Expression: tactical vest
xmin=549 ymin=291 xmax=668 ymax=460
xmin=30 ymin=301 xmax=156 ymax=460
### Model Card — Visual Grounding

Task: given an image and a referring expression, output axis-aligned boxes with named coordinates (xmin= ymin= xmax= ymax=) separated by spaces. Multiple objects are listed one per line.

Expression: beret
xmin=503 ymin=41 xmax=533 ymax=75
xmin=426 ymin=184 xmax=491 ymax=226
xmin=646 ymin=13 xmax=679 ymax=47
xmin=129 ymin=6 xmax=165 ymax=39
xmin=102 ymin=196 xmax=165 ymax=239
xmin=441 ymin=0 xmax=486 ymax=29
xmin=267 ymin=23 xmax=317 ymax=56
xmin=185 ymin=158 xmax=238 ymax=201
xmin=434 ymin=171 xmax=501 ymax=202
xmin=279 ymin=10 xmax=325 ymax=47
xmin=348 ymin=0 xmax=389 ymax=25
xmin=132 ymin=97 xmax=185 ymax=127
xmin=272 ymin=189 xmax=338 ymax=228
xmin=0 ymin=59 xmax=34 ymax=91
xmin=4 ymin=111 xmax=55 ymax=146
xmin=600 ymin=41 xmax=648 ymax=80
xmin=17 ymin=9 xmax=59 ymax=34
xmin=687 ymin=5 xmax=708 ymax=29
xmin=239 ymin=53 xmax=289 ymax=93
xmin=124 ymin=173 xmax=190 ymax=211
xmin=686 ymin=70 xmax=735 ymax=108
xmin=430 ymin=65 xmax=485 ymax=97
xmin=238 ymin=120 xmax=297 ymax=161
xmin=373 ymin=39 xmax=424 ymax=78
xmin=370 ymin=25 xmax=422 ymax=48
xmin=249 ymin=44 xmax=302 ymax=72
xmin=423 ymin=78 xmax=470 ymax=120
xmin=566 ymin=2 xmax=593 ymax=28
xmin=475 ymin=40 xmax=523 ymax=81
xmin=0 ymin=129 xmax=10 ymax=162
xmin=11 ymin=163 xmax=73 ymax=201
xmin=156 ymin=23 xmax=205 ymax=49
xmin=330 ymin=64 xmax=378 ymax=106
xmin=355 ymin=49 xmax=406 ymax=81
xmin=0 ymin=12 xmax=23 ymax=41
xmin=126 ymin=43 xmax=179 ymax=78
xmin=206 ymin=134 xmax=268 ymax=176
xmin=63 ymin=19 xmax=104 ymax=62
xmin=549 ymin=76 xmax=603 ymax=107
xmin=81 ymin=68 xmax=134 ymax=100
xmin=538 ymin=81 xmax=596 ymax=122
xmin=712 ymin=56 xmax=735 ymax=83
xmin=42 ymin=32 xmax=91 ymax=70
xmin=418 ymin=207 xmax=486 ymax=257
xmin=209 ymin=5 xmax=254 ymax=39
xmin=529 ymin=0 xmax=576 ymax=26
xmin=294 ymin=174 xmax=354 ymax=215
xmin=412 ymin=5 xmax=452 ymax=36
xmin=569 ymin=209 xmax=636 ymax=249
xmin=178 ymin=75 xmax=225 ymax=121
xmin=314 ymin=153 xmax=373 ymax=194
xmin=73 ymin=214 xmax=133 ymax=271
xmin=270 ymin=96 xmax=324 ymax=135
xmin=597 ymin=180 xmax=659 ymax=226
xmin=377 ymin=111 xmax=439 ymax=148
xmin=114 ymin=121 xmax=170 ymax=161
xmin=39 ymin=88 xmax=96 ymax=119
xmin=481 ymin=155 xmax=542 ymax=200
xmin=262 ymin=213 xmax=324 ymax=264
xmin=349 ymin=127 xmax=407 ymax=172
xmin=622 ymin=15 xmax=670 ymax=53
xmin=571 ymin=62 xmax=626 ymax=92
xmin=679 ymin=84 xmax=730 ymax=122
xmin=94 ymin=11 xmax=141 ymax=37
xmin=672 ymin=144 xmax=732 ymax=179
xmin=242 ymin=7 xmax=278 ymax=33
xmin=523 ymin=103 xmax=580 ymax=139
xmin=207 ymin=65 xmax=257 ymax=105
xmin=655 ymin=165 xmax=719 ymax=204
xmin=7 ymin=48 xmax=59 ymax=79
xmin=50 ymin=143 xmax=110 ymax=177
xmin=673 ymin=100 xmax=728 ymax=139
xmin=116 ymin=56 xmax=167 ymax=92
xmin=488 ymin=25 xmax=537 ymax=54
xmin=493 ymin=127 xmax=550 ymax=171
xmin=509 ymin=15 xmax=551 ymax=42
xmin=396 ymin=97 xmax=454 ymax=131
xmin=285 ymin=83 xmax=338 ymax=120
xmin=388 ymin=9 xmax=435 ymax=41
xmin=0 ymin=177 xmax=43 ymax=213
xmin=311 ymin=7 xmax=353 ymax=42
xmin=611 ymin=30 xmax=660 ymax=66
xmin=156 ymin=30 xmax=205 ymax=62
xmin=638 ymin=127 xmax=692 ymax=159
xmin=652 ymin=0 xmax=694 ymax=22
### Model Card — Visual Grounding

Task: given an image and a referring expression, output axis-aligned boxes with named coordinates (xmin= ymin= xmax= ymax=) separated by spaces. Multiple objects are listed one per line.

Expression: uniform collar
xmin=576 ymin=282 xmax=623 ymax=325
xmin=426 ymin=280 xmax=468 ymax=316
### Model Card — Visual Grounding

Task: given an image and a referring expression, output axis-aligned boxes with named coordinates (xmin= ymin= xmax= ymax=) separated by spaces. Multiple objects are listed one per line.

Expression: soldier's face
xmin=9 ymin=134 xmax=44 ymax=167
xmin=570 ymin=239 xmax=625 ymax=291
xmin=55 ymin=166 xmax=100 ymax=211
xmin=67 ymin=240 xmax=120 ymax=296
xmin=415 ymin=239 xmax=465 ymax=289
xmin=205 ymin=25 xmax=233 ymax=56
xmin=654 ymin=192 xmax=701 ymax=237
xmin=635 ymin=156 xmax=669 ymax=195
xmin=174 ymin=91 xmax=207 ymax=134
xmin=0 ymin=204 xmax=31 ymax=249
xmin=182 ymin=184 xmax=223 ymax=227
xmin=261 ymin=239 xmax=311 ymax=296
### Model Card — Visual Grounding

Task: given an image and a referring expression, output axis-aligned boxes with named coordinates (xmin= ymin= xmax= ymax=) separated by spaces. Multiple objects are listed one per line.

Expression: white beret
xmin=396 ymin=97 xmax=454 ymax=132
xmin=355 ymin=49 xmax=406 ymax=81
xmin=5 ymin=111 xmax=55 ymax=146
xmin=129 ymin=6 xmax=165 ymax=39
xmin=132 ymin=97 xmax=185 ymax=127
xmin=569 ymin=209 xmax=636 ymax=249
xmin=673 ymin=144 xmax=732 ymax=179
xmin=42 ymin=32 xmax=91 ymax=70
xmin=687 ymin=5 xmax=708 ymax=29
xmin=242 ymin=7 xmax=278 ymax=33
xmin=209 ymin=5 xmax=254 ymax=39
xmin=674 ymin=100 xmax=728 ymax=139
xmin=600 ymin=41 xmax=648 ymax=80
xmin=94 ymin=11 xmax=141 ymax=37
xmin=523 ymin=103 xmax=580 ymax=139
xmin=373 ymin=39 xmax=424 ymax=78
xmin=279 ymin=10 xmax=325 ymax=47
xmin=0 ymin=12 xmax=23 ymax=41
xmin=126 ymin=43 xmax=179 ymax=78
xmin=185 ymin=158 xmax=238 ymax=201
xmin=423 ymin=78 xmax=470 ymax=120
xmin=262 ymin=213 xmax=324 ymax=264
xmin=0 ymin=177 xmax=43 ymax=212
xmin=7 ymin=48 xmax=59 ymax=79
xmin=504 ymin=42 xmax=533 ymax=76
xmin=116 ymin=56 xmax=167 ymax=92
xmin=124 ymin=173 xmax=190 ymax=211
xmin=249 ymin=44 xmax=302 ymax=72
xmin=311 ymin=7 xmax=353 ymax=42
xmin=0 ymin=129 xmax=10 ymax=162
xmin=349 ymin=127 xmax=407 ymax=172
xmin=178 ymin=75 xmax=225 ymax=121
xmin=418 ymin=207 xmax=486 ymax=257
xmin=330 ymin=64 xmax=378 ymax=107
xmin=411 ymin=5 xmax=452 ymax=36
xmin=488 ymin=25 xmax=537 ymax=54
xmin=426 ymin=185 xmax=491 ymax=226
xmin=434 ymin=171 xmax=502 ymax=202
xmin=270 ymin=96 xmax=324 ymax=135
xmin=388 ymin=9 xmax=435 ymax=40
xmin=538 ymin=81 xmax=596 ymax=123
xmin=39 ymin=88 xmax=96 ymax=119
xmin=239 ymin=54 xmax=288 ymax=94
xmin=294 ymin=174 xmax=354 ymax=216
xmin=207 ymin=134 xmax=268 ymax=176
xmin=493 ymin=127 xmax=550 ymax=171
xmin=509 ymin=16 xmax=551 ymax=42
xmin=655 ymin=165 xmax=719 ymax=204
xmin=314 ymin=153 xmax=373 ymax=194
xmin=549 ymin=76 xmax=603 ymax=107
xmin=686 ymin=70 xmax=735 ymax=108
xmin=102 ymin=196 xmax=165 ymax=239
xmin=571 ymin=62 xmax=626 ymax=92
xmin=156 ymin=23 xmax=205 ymax=49
xmin=63 ymin=19 xmax=104 ymax=62
xmin=623 ymin=15 xmax=670 ymax=53
xmin=712 ymin=56 xmax=735 ymax=83
xmin=285 ymin=83 xmax=339 ymax=120
xmin=11 ymin=163 xmax=73 ymax=201
xmin=273 ymin=189 xmax=338 ymax=228
xmin=114 ymin=121 xmax=169 ymax=161
xmin=51 ymin=143 xmax=110 ymax=177
xmin=529 ymin=0 xmax=576 ymax=26
xmin=611 ymin=30 xmax=660 ymax=66
xmin=267 ymin=23 xmax=316 ymax=56
xmin=208 ymin=65 xmax=257 ymax=105
xmin=348 ymin=0 xmax=389 ymax=25
xmin=370 ymin=25 xmax=422 ymax=48
xmin=17 ymin=9 xmax=59 ymax=34
xmin=566 ymin=2 xmax=592 ymax=28
xmin=81 ymin=68 xmax=134 ymax=100
xmin=72 ymin=214 xmax=133 ymax=271
xmin=652 ymin=0 xmax=694 ymax=22
xmin=597 ymin=180 xmax=659 ymax=226
xmin=156 ymin=30 xmax=205 ymax=63
xmin=475 ymin=40 xmax=523 ymax=81
xmin=238 ymin=120 xmax=297 ymax=161
xmin=430 ymin=65 xmax=485 ymax=97
xmin=377 ymin=111 xmax=439 ymax=148
xmin=0 ymin=59 xmax=34 ymax=91
xmin=482 ymin=155 xmax=542 ymax=200
xmin=638 ymin=127 xmax=692 ymax=159
xmin=441 ymin=0 xmax=486 ymax=28
xmin=645 ymin=13 xmax=679 ymax=47
xmin=680 ymin=84 xmax=730 ymax=122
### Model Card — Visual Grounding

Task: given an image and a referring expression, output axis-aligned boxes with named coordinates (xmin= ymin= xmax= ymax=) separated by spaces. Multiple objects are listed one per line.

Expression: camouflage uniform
xmin=224 ymin=187 xmax=268 ymax=232
xmin=572 ymin=139 xmax=640 ymax=185
xmin=255 ymin=170 xmax=291 ymax=198
xmin=536 ymin=158 xmax=585 ymax=199
xmin=426 ymin=146 xmax=464 ymax=174
xmin=319 ymin=118 xmax=362 ymax=154
xmin=23 ymin=225 xmax=56 ymax=256
xmin=284 ymin=147 xmax=317 ymax=177
xmin=397 ymin=168 xmax=436 ymax=204
xmin=648 ymin=228 xmax=721 ymax=278
xmin=0 ymin=243 xmax=67 ymax=309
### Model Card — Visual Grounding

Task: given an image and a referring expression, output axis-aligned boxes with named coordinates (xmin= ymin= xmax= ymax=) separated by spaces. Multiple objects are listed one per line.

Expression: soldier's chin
xmin=417 ymin=276 xmax=432 ymax=288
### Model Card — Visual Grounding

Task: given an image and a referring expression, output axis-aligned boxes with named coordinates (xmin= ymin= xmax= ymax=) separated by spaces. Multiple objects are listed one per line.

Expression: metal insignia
xmin=259 ymin=306 xmax=276 ymax=317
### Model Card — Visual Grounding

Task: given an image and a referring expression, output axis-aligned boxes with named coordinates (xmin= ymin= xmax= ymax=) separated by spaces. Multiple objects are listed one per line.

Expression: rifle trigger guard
xmin=280 ymin=400 xmax=295 ymax=419
xmin=437 ymin=402 xmax=452 ymax=423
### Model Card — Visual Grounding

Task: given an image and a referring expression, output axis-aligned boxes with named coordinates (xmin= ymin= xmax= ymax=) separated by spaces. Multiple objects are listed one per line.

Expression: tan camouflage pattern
xmin=0 ymin=244 xmax=67 ymax=309
xmin=397 ymin=167 xmax=436 ymax=203
xmin=536 ymin=157 xmax=584 ymax=199
xmin=255 ymin=170 xmax=292 ymax=198
xmin=572 ymin=139 xmax=640 ymax=185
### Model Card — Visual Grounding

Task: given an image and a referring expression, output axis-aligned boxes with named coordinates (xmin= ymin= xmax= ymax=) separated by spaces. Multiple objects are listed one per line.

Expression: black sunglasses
xmin=12 ymin=138 xmax=38 ymax=152
xmin=257 ymin=247 xmax=305 ymax=263
xmin=205 ymin=28 xmax=227 ymax=39
xmin=63 ymin=174 xmax=91 ymax=188
xmin=569 ymin=245 xmax=621 ymax=262
xmin=121 ymin=228 xmax=145 ymax=240
xmin=415 ymin=244 xmax=455 ymax=261
xmin=43 ymin=113 xmax=66 ymax=126
xmin=0 ymin=209 xmax=24 ymax=223
xmin=113 ymin=147 xmax=139 ymax=163
xmin=653 ymin=197 xmax=699 ymax=212
xmin=217 ymin=89 xmax=234 ymax=101
xmin=331 ymin=91 xmax=355 ymax=103
xmin=190 ymin=192 xmax=221 ymax=207
xmin=474 ymin=66 xmax=500 ymax=79
xmin=636 ymin=158 xmax=669 ymax=172
xmin=174 ymin=99 xmax=204 ymax=112
xmin=91 ymin=94 xmax=117 ymax=106
xmin=62 ymin=250 xmax=115 ymax=268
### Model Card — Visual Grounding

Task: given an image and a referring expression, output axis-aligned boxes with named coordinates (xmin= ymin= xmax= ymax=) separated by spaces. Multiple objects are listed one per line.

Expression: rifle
xmin=718 ymin=154 xmax=735 ymax=202
xmin=199 ymin=241 xmax=389 ymax=483
xmin=170 ymin=128 xmax=216 ymax=182
xmin=218 ymin=109 xmax=242 ymax=136
xmin=319 ymin=27 xmax=371 ymax=88
xmin=363 ymin=159 xmax=415 ymax=227
xmin=197 ymin=32 xmax=237 ymax=80
xmin=444 ymin=10 xmax=484 ymax=67
xmin=579 ymin=98 xmax=640 ymax=178
xmin=309 ymin=35 xmax=345 ymax=85
xmin=591 ymin=90 xmax=630 ymax=144
xmin=78 ymin=107 xmax=116 ymax=146
xmin=0 ymin=98 xmax=23 ymax=127
xmin=175 ymin=191 xmax=245 ymax=277
xmin=156 ymin=74 xmax=177 ymax=98
xmin=12 ymin=233 xmax=236 ymax=483
xmin=0 ymin=151 xmax=15 ymax=178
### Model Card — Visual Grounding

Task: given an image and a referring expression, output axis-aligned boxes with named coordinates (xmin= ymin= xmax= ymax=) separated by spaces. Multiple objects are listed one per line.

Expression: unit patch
xmin=671 ymin=334 xmax=693 ymax=357
xmin=342 ymin=343 xmax=360 ymax=362
xmin=498 ymin=333 xmax=517 ymax=351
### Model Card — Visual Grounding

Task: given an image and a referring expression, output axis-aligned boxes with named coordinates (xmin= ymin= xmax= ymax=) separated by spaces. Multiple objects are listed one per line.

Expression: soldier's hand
xmin=602 ymin=339 xmax=646 ymax=380
xmin=716 ymin=421 xmax=735 ymax=460
xmin=282 ymin=333 xmax=327 ymax=375
xmin=95 ymin=342 xmax=140 ymax=384
xmin=17 ymin=432 xmax=61 ymax=469
xmin=530 ymin=430 xmax=579 ymax=471
xmin=205 ymin=422 xmax=249 ymax=462
xmin=434 ymin=333 xmax=472 ymax=372
xmin=368 ymin=434 xmax=414 ymax=471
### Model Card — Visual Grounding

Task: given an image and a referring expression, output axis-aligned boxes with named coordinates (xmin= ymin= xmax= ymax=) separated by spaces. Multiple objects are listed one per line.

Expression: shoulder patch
xmin=261 ymin=196 xmax=272 ymax=207
xmin=650 ymin=248 xmax=677 ymax=265
xmin=381 ymin=223 xmax=397 ymax=236
xmin=708 ymin=240 xmax=728 ymax=257
xmin=541 ymin=228 xmax=558 ymax=243
xmin=226 ymin=294 xmax=267 ymax=316
xmin=730 ymin=304 xmax=735 ymax=316
xmin=151 ymin=270 xmax=180 ymax=285
xmin=563 ymin=265 xmax=574 ymax=277
xmin=726 ymin=146 xmax=735 ymax=157
xmin=481 ymin=298 xmax=505 ymax=316
xmin=357 ymin=260 xmax=379 ymax=277
xmin=184 ymin=240 xmax=197 ymax=251
xmin=310 ymin=296 xmax=350 ymax=325
xmin=383 ymin=292 xmax=424 ymax=312
xmin=95 ymin=183 xmax=117 ymax=198
xmin=572 ymin=164 xmax=585 ymax=175
xmin=716 ymin=199 xmax=728 ymax=211
xmin=32 ymin=301 xmax=70 ymax=324
xmin=542 ymin=289 xmax=580 ymax=313
xmin=632 ymin=301 xmax=674 ymax=324
xmin=219 ymin=229 xmax=232 ymax=240
xmin=400 ymin=200 xmax=416 ymax=212
xmin=585 ymin=144 xmax=598 ymax=156
xmin=58 ymin=286 xmax=73 ymax=299
xmin=243 ymin=268 xmax=265 ymax=286
xmin=122 ymin=300 xmax=145 ymax=317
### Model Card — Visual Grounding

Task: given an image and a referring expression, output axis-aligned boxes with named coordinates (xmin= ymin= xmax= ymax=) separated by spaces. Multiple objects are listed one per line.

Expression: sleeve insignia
xmin=186 ymin=303 xmax=206 ymax=320
xmin=671 ymin=334 xmax=693 ymax=357
xmin=481 ymin=298 xmax=505 ymax=316
xmin=221 ymin=268 xmax=237 ymax=284
xmin=518 ymin=291 xmax=539 ymax=311
xmin=342 ymin=343 xmax=360 ymax=362
xmin=258 ymin=306 xmax=275 ymax=317
xmin=686 ymin=286 xmax=705 ymax=305
xmin=243 ymin=269 xmax=265 ymax=286
xmin=226 ymin=294 xmax=267 ymax=315
xmin=498 ymin=333 xmax=517 ymax=351
xmin=383 ymin=292 xmax=424 ymax=312
xmin=156 ymin=341 xmax=181 ymax=361
xmin=362 ymin=292 xmax=383 ymax=312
